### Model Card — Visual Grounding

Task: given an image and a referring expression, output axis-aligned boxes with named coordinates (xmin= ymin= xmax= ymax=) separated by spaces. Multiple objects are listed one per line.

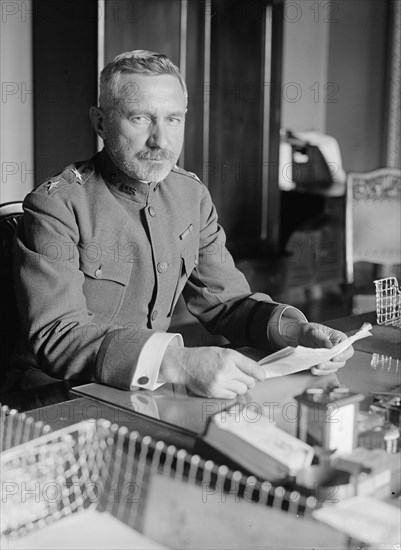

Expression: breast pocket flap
xmin=79 ymin=248 xmax=132 ymax=286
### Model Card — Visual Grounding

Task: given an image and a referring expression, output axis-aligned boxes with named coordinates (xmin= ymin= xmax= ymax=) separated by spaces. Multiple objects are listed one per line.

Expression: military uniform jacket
xmin=14 ymin=150 xmax=286 ymax=389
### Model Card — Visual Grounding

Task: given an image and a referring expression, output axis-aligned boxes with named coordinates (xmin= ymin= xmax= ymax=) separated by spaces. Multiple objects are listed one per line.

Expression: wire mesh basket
xmin=374 ymin=277 xmax=401 ymax=327
xmin=1 ymin=406 xmax=51 ymax=452
xmin=1 ymin=406 xmax=317 ymax=543
xmin=1 ymin=416 xmax=110 ymax=540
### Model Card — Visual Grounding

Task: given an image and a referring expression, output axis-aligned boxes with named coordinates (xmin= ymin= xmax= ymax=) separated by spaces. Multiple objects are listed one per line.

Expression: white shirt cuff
xmin=267 ymin=305 xmax=308 ymax=348
xmin=130 ymin=332 xmax=184 ymax=391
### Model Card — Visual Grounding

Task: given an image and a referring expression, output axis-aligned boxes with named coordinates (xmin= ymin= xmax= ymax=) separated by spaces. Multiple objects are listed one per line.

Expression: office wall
xmin=1 ymin=1 xmax=390 ymax=202
xmin=0 ymin=0 xmax=34 ymax=203
xmin=325 ymin=0 xmax=388 ymax=172
xmin=281 ymin=1 xmax=330 ymax=133
xmin=282 ymin=0 xmax=388 ymax=172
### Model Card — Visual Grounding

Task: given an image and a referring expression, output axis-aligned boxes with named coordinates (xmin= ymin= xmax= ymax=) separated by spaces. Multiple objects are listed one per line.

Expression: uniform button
xmin=157 ymin=261 xmax=169 ymax=273
xmin=151 ymin=310 xmax=158 ymax=321
xmin=137 ymin=376 xmax=149 ymax=385
xmin=94 ymin=268 xmax=103 ymax=278
xmin=148 ymin=206 xmax=156 ymax=217
xmin=194 ymin=255 xmax=199 ymax=266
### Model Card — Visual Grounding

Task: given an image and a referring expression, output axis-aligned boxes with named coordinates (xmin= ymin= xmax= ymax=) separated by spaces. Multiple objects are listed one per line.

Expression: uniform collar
xmin=97 ymin=148 xmax=161 ymax=202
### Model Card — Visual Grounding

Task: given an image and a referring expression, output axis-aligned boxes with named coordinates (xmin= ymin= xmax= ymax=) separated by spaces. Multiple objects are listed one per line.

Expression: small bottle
xmin=383 ymin=423 xmax=400 ymax=453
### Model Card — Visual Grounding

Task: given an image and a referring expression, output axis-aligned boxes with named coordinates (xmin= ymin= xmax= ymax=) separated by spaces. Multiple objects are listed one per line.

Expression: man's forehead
xmin=115 ymin=73 xmax=185 ymax=104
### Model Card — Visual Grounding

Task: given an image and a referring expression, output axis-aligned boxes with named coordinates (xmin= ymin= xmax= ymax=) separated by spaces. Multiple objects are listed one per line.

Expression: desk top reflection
xmin=1 ymin=312 xmax=399 ymax=445
xmin=72 ymin=312 xmax=400 ymax=440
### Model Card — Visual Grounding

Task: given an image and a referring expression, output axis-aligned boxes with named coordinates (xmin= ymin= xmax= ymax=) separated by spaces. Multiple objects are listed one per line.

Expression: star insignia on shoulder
xmin=71 ymin=167 xmax=83 ymax=183
xmin=47 ymin=180 xmax=60 ymax=192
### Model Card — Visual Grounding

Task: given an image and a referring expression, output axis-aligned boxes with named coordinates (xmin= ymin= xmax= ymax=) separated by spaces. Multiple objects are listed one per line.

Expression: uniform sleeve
xmin=14 ymin=190 xmax=167 ymax=389
xmin=182 ymin=185 xmax=305 ymax=352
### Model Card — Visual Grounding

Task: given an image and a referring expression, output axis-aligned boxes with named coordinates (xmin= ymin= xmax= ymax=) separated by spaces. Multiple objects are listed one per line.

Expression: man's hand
xmin=281 ymin=320 xmax=354 ymax=376
xmin=160 ymin=346 xmax=266 ymax=399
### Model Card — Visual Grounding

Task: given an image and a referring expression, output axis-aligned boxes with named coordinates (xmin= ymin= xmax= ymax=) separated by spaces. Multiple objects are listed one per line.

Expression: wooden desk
xmin=72 ymin=313 xmax=400 ymax=442
xmin=1 ymin=312 xmax=399 ymax=455
xmin=2 ymin=313 xmax=400 ymax=550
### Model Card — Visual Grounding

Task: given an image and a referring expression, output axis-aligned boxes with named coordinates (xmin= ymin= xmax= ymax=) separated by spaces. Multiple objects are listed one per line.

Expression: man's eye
xmin=130 ymin=116 xmax=150 ymax=124
xmin=167 ymin=117 xmax=182 ymax=126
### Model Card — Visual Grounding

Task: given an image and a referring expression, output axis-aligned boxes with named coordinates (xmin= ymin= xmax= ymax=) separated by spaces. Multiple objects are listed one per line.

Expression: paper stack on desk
xmin=258 ymin=323 xmax=372 ymax=379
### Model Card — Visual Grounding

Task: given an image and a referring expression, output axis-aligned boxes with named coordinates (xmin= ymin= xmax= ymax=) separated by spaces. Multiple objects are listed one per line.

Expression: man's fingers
xmin=302 ymin=324 xmax=351 ymax=349
xmin=208 ymin=379 xmax=248 ymax=399
xmin=227 ymin=380 xmax=250 ymax=396
xmin=182 ymin=347 xmax=268 ymax=399
xmin=331 ymin=330 xmax=348 ymax=344
xmin=311 ymin=366 xmax=333 ymax=376
xmin=209 ymin=388 xmax=238 ymax=399
xmin=311 ymin=366 xmax=339 ymax=375
xmin=231 ymin=351 xmax=266 ymax=381
xmin=311 ymin=360 xmax=346 ymax=375
xmin=323 ymin=360 xmax=346 ymax=369
xmin=232 ymin=371 xmax=257 ymax=390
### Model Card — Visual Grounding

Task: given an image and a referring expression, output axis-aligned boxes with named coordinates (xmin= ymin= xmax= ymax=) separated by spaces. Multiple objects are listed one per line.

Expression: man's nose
xmin=147 ymin=122 xmax=169 ymax=149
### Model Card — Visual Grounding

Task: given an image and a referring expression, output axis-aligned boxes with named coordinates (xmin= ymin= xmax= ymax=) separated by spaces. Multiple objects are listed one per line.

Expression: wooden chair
xmin=0 ymin=201 xmax=23 ymax=386
xmin=345 ymin=168 xmax=401 ymax=312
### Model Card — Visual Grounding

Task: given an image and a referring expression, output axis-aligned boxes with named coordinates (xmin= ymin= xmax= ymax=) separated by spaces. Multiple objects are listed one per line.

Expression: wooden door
xmin=33 ymin=0 xmax=98 ymax=183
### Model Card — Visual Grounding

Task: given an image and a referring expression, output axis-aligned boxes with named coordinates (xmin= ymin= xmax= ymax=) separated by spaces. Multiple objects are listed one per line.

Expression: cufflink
xmin=137 ymin=376 xmax=149 ymax=385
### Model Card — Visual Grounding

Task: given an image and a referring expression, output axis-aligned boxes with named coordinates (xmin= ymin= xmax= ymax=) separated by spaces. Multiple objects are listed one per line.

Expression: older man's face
xmin=103 ymin=73 xmax=186 ymax=182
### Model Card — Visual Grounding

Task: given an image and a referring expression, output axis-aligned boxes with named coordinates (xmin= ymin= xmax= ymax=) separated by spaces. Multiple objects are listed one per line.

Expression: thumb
xmin=311 ymin=324 xmax=334 ymax=348
xmin=321 ymin=336 xmax=334 ymax=349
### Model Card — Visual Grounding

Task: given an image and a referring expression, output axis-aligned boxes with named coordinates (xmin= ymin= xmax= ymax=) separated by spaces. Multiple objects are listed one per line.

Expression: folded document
xmin=258 ymin=323 xmax=372 ymax=378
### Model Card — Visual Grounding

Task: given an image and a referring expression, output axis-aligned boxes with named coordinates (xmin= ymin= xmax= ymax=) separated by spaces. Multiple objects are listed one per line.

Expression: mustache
xmin=136 ymin=148 xmax=175 ymax=161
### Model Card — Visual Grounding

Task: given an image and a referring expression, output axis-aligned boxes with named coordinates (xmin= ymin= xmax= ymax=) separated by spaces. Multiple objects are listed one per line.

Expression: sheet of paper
xmin=312 ymin=495 xmax=400 ymax=546
xmin=259 ymin=323 xmax=372 ymax=379
xmin=5 ymin=508 xmax=167 ymax=549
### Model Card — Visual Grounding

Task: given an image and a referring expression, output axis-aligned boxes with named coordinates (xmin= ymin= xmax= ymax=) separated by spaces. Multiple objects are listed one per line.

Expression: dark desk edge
xmin=0 ymin=380 xmax=77 ymax=412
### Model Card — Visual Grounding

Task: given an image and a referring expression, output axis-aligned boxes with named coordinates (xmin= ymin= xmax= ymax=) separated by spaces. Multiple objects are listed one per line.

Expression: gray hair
xmin=99 ymin=50 xmax=188 ymax=112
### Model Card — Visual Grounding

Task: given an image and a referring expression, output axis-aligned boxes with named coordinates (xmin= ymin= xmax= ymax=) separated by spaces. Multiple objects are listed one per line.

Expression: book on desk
xmin=201 ymin=403 xmax=315 ymax=482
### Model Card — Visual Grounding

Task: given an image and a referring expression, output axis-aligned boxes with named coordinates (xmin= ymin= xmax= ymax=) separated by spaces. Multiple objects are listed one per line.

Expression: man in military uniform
xmin=13 ymin=50 xmax=353 ymax=398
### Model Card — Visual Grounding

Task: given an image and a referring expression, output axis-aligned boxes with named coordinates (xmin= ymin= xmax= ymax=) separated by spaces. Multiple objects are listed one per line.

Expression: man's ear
xmin=89 ymin=106 xmax=107 ymax=141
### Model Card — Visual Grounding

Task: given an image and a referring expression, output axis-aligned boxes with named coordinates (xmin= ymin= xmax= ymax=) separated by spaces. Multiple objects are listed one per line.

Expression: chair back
xmin=0 ymin=202 xmax=23 ymax=384
xmin=346 ymin=168 xmax=401 ymax=284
